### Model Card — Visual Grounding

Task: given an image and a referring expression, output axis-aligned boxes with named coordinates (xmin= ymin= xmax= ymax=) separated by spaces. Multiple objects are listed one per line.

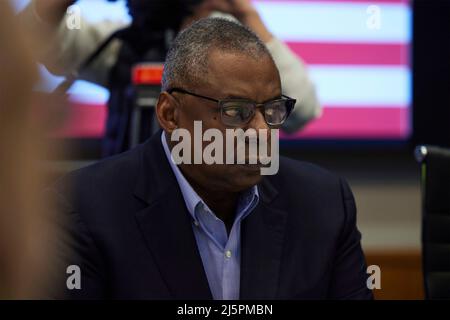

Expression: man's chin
xmin=228 ymin=166 xmax=263 ymax=191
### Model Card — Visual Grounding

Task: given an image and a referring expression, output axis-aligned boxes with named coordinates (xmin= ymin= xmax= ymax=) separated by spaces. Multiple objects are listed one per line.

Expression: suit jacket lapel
xmin=240 ymin=178 xmax=289 ymax=299
xmin=133 ymin=132 xmax=212 ymax=299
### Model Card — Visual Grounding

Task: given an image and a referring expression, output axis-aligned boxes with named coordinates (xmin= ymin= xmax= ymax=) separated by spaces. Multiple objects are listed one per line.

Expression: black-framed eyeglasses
xmin=167 ymin=87 xmax=296 ymax=127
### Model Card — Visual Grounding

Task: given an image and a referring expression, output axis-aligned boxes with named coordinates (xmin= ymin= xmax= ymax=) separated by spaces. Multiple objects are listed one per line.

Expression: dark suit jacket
xmin=52 ymin=131 xmax=373 ymax=300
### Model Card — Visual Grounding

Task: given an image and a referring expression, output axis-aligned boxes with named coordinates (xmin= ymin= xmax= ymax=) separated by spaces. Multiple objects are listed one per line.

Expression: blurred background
xmin=13 ymin=0 xmax=413 ymax=142
xmin=4 ymin=0 xmax=450 ymax=299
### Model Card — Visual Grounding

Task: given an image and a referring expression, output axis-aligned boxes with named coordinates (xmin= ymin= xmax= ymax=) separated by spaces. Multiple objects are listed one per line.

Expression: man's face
xmin=170 ymin=49 xmax=282 ymax=193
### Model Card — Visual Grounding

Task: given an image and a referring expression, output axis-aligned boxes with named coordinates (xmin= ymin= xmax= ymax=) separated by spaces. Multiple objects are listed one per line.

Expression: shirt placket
xmin=222 ymin=223 xmax=240 ymax=300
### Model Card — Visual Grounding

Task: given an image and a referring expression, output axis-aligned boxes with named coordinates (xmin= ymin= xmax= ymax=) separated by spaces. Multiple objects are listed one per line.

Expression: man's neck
xmin=186 ymin=175 xmax=239 ymax=233
xmin=165 ymin=132 xmax=239 ymax=232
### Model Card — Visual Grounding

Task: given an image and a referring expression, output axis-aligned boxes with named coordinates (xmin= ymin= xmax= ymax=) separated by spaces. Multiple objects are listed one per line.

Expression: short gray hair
xmin=161 ymin=17 xmax=273 ymax=91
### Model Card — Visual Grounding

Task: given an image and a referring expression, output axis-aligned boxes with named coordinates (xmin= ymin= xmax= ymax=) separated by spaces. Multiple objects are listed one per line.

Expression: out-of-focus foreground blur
xmin=0 ymin=0 xmax=66 ymax=299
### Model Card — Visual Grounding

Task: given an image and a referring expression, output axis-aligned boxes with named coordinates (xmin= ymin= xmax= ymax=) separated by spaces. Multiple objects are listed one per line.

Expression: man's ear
xmin=156 ymin=91 xmax=179 ymax=135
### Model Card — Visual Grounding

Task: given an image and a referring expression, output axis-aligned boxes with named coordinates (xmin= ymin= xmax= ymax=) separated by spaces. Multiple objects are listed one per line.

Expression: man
xmin=52 ymin=18 xmax=372 ymax=300
xmin=19 ymin=0 xmax=321 ymax=156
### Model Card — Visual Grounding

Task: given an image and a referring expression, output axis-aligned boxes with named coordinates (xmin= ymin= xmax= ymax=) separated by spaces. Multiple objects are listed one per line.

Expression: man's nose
xmin=246 ymin=108 xmax=269 ymax=131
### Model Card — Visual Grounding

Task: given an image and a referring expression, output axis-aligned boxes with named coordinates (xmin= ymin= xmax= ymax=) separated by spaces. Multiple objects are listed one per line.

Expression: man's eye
xmin=224 ymin=107 xmax=242 ymax=117
xmin=265 ymin=108 xmax=275 ymax=116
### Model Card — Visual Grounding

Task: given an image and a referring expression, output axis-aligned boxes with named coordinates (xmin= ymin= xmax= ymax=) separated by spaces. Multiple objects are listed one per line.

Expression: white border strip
xmin=255 ymin=1 xmax=411 ymax=44
xmin=309 ymin=65 xmax=411 ymax=106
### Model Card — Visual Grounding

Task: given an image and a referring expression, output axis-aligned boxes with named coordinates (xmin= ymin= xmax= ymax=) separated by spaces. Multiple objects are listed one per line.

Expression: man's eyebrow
xmin=223 ymin=94 xmax=251 ymax=100
xmin=262 ymin=94 xmax=283 ymax=103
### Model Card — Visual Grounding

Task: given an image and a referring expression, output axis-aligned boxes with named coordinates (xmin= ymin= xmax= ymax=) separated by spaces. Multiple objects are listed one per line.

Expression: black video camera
xmin=58 ymin=0 xmax=206 ymax=156
xmin=103 ymin=0 xmax=205 ymax=71
xmin=104 ymin=0 xmax=205 ymax=156
xmin=108 ymin=0 xmax=204 ymax=32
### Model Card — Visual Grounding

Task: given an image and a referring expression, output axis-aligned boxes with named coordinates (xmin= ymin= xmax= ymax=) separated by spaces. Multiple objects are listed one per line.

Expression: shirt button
xmin=194 ymin=220 xmax=199 ymax=227
xmin=225 ymin=250 xmax=232 ymax=259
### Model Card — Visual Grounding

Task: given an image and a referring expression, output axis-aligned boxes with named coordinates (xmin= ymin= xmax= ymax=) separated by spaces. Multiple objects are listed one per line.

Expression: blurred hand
xmin=203 ymin=0 xmax=273 ymax=42
xmin=204 ymin=0 xmax=256 ymax=19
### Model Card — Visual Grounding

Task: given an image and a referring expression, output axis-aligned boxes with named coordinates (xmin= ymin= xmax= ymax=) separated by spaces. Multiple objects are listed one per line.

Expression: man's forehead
xmin=206 ymin=48 xmax=271 ymax=70
xmin=199 ymin=49 xmax=281 ymax=98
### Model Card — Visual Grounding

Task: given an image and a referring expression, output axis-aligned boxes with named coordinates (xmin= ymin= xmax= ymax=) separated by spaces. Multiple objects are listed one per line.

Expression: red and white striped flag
xmin=56 ymin=0 xmax=412 ymax=140
xmin=263 ymin=0 xmax=412 ymax=139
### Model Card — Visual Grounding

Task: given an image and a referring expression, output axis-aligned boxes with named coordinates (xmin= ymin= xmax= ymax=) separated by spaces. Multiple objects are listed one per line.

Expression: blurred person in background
xmin=0 ymin=0 xmax=64 ymax=299
xmin=19 ymin=0 xmax=321 ymax=157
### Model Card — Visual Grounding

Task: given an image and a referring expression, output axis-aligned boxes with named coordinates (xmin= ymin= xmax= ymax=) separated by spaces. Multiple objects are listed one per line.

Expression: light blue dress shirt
xmin=161 ymin=132 xmax=259 ymax=300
